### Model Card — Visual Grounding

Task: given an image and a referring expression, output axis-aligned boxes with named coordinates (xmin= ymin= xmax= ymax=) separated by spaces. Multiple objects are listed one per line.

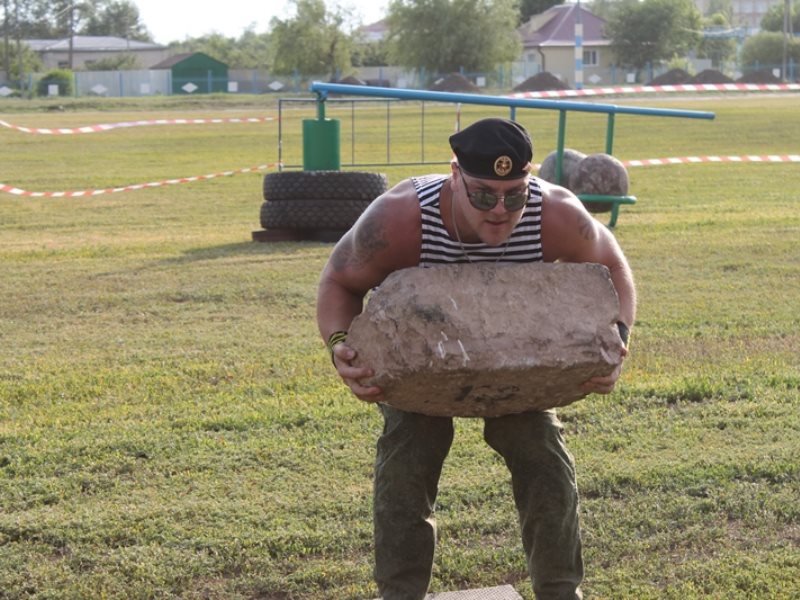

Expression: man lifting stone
xmin=316 ymin=117 xmax=636 ymax=600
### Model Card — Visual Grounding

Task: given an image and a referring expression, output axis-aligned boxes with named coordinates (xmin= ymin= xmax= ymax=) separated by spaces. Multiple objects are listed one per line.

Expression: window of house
xmin=583 ymin=50 xmax=599 ymax=66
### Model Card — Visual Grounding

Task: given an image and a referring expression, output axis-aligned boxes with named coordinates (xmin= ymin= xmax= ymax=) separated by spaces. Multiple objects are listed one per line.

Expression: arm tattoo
xmin=331 ymin=203 xmax=389 ymax=272
xmin=578 ymin=214 xmax=597 ymax=242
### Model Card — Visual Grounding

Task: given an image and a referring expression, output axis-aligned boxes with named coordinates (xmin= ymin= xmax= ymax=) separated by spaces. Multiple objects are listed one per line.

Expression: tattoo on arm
xmin=578 ymin=214 xmax=597 ymax=242
xmin=330 ymin=203 xmax=389 ymax=272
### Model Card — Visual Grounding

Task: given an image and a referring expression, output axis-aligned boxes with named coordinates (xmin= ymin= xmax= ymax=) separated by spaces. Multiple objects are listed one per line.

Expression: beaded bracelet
xmin=326 ymin=331 xmax=348 ymax=364
xmin=616 ymin=321 xmax=631 ymax=347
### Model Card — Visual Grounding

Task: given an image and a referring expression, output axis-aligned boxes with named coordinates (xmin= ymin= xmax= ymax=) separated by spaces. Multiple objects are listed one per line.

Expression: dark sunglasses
xmin=458 ymin=167 xmax=529 ymax=212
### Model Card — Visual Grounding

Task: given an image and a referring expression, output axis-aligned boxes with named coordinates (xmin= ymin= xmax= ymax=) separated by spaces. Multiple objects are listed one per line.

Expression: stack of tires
xmin=259 ymin=170 xmax=388 ymax=241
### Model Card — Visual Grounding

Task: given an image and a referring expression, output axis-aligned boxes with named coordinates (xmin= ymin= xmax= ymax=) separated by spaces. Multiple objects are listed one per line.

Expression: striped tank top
xmin=412 ymin=174 xmax=544 ymax=266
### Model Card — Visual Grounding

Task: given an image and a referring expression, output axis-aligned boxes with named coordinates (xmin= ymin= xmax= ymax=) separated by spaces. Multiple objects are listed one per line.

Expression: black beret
xmin=449 ymin=118 xmax=533 ymax=180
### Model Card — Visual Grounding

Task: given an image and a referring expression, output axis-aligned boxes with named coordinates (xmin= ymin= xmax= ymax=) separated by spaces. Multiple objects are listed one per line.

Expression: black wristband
xmin=616 ymin=321 xmax=630 ymax=346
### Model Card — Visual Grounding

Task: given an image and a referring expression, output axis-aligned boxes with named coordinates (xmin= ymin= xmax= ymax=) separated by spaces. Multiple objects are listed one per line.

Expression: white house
xmin=24 ymin=36 xmax=169 ymax=70
xmin=518 ymin=3 xmax=614 ymax=87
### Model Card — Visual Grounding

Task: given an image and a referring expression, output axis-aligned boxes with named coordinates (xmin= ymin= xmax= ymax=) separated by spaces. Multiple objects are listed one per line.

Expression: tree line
xmin=2 ymin=0 xmax=798 ymax=84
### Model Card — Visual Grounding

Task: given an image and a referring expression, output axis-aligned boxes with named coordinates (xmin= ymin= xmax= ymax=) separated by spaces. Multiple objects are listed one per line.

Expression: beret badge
xmin=493 ymin=155 xmax=513 ymax=177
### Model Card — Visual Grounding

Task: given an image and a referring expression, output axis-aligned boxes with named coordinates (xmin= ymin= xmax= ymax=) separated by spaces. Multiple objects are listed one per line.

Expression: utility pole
xmin=55 ymin=2 xmax=79 ymax=69
xmin=68 ymin=2 xmax=75 ymax=70
xmin=2 ymin=0 xmax=10 ymax=79
xmin=15 ymin=0 xmax=22 ymax=90
xmin=782 ymin=0 xmax=790 ymax=81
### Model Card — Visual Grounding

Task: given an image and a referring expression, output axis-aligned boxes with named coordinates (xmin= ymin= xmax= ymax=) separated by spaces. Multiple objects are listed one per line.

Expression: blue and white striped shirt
xmin=412 ymin=174 xmax=544 ymax=266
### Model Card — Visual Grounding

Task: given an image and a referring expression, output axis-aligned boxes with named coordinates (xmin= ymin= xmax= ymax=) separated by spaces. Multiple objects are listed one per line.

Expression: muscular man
xmin=316 ymin=118 xmax=636 ymax=600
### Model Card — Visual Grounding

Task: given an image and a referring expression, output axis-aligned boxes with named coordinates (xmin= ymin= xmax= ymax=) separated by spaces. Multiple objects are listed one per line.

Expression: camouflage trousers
xmin=373 ymin=404 xmax=583 ymax=600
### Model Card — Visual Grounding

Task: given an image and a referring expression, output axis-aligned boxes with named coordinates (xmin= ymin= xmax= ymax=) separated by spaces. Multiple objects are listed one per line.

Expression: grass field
xmin=1 ymin=93 xmax=799 ymax=599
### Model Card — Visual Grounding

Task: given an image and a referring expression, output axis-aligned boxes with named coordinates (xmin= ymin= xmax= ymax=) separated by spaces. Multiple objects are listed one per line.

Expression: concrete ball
xmin=537 ymin=148 xmax=586 ymax=187
xmin=569 ymin=153 xmax=629 ymax=214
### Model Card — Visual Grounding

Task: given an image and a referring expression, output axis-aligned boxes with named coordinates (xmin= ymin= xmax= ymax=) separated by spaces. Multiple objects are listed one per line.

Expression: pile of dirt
xmin=737 ymin=69 xmax=782 ymax=83
xmin=336 ymin=75 xmax=367 ymax=86
xmin=513 ymin=72 xmax=571 ymax=92
xmin=690 ymin=69 xmax=734 ymax=84
xmin=429 ymin=73 xmax=481 ymax=93
xmin=648 ymin=68 xmax=692 ymax=85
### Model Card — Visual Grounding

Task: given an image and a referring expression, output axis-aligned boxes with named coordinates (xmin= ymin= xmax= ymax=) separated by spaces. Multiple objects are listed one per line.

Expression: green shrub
xmin=36 ymin=69 xmax=74 ymax=97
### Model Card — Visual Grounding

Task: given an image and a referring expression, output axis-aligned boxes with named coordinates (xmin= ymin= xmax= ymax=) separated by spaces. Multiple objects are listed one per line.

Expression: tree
xmin=351 ymin=38 xmax=389 ymax=67
xmin=84 ymin=52 xmax=137 ymax=70
xmin=2 ymin=0 xmax=10 ymax=77
xmin=269 ymin=0 xmax=354 ymax=77
xmin=741 ymin=31 xmax=800 ymax=68
xmin=83 ymin=1 xmax=151 ymax=41
xmin=0 ymin=38 xmax=43 ymax=81
xmin=2 ymin=0 xmax=44 ymax=84
xmin=704 ymin=0 xmax=733 ymax=20
xmin=519 ymin=0 xmax=561 ymax=23
xmin=168 ymin=28 xmax=272 ymax=69
xmin=760 ymin=0 xmax=799 ymax=33
xmin=588 ymin=0 xmax=617 ymax=20
xmin=4 ymin=0 xmax=150 ymax=40
xmin=605 ymin=0 xmax=702 ymax=71
xmin=386 ymin=0 xmax=521 ymax=76
xmin=698 ymin=12 xmax=737 ymax=68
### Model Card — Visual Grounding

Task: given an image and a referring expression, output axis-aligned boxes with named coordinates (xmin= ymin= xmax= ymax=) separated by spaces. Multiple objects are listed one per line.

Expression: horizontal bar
xmin=310 ymin=82 xmax=716 ymax=121
xmin=579 ymin=194 xmax=637 ymax=205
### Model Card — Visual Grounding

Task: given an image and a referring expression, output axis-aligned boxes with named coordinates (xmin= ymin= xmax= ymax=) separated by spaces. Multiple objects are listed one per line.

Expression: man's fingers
xmin=331 ymin=342 xmax=382 ymax=400
xmin=332 ymin=343 xmax=355 ymax=364
xmin=347 ymin=380 xmax=383 ymax=402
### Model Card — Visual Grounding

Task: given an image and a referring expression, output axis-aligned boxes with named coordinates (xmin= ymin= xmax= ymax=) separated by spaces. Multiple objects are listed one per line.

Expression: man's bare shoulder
xmin=327 ymin=178 xmax=422 ymax=281
xmin=538 ymin=178 xmax=603 ymax=261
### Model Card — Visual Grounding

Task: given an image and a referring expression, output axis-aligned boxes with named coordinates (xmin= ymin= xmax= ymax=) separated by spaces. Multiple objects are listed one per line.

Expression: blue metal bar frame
xmin=310 ymin=81 xmax=715 ymax=184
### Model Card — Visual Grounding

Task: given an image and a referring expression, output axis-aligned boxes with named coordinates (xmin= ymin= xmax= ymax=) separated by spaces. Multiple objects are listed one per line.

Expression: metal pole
xmin=421 ymin=101 xmax=425 ymax=163
xmin=15 ymin=0 xmax=21 ymax=93
xmin=278 ymin=98 xmax=284 ymax=171
xmin=2 ymin=0 xmax=10 ymax=79
xmin=351 ymin=99 xmax=356 ymax=166
xmin=310 ymin=82 xmax=716 ymax=121
xmin=556 ymin=110 xmax=567 ymax=185
xmin=605 ymin=113 xmax=616 ymax=154
xmin=68 ymin=3 xmax=74 ymax=70
xmin=386 ymin=100 xmax=391 ymax=164
xmin=783 ymin=0 xmax=791 ymax=81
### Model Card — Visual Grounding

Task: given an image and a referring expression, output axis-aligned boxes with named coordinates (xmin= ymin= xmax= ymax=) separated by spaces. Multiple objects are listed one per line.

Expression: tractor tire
xmin=263 ymin=170 xmax=388 ymax=202
xmin=259 ymin=198 xmax=371 ymax=231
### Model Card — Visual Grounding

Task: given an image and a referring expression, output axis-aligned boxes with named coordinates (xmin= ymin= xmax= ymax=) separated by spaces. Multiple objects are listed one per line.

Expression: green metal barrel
xmin=302 ymin=118 xmax=340 ymax=171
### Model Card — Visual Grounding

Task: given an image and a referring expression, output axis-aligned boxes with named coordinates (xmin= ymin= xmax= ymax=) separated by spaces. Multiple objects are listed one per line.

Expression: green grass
xmin=1 ymin=93 xmax=799 ymax=599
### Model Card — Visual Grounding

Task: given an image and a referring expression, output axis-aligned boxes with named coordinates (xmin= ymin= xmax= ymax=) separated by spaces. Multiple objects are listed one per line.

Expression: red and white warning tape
xmin=0 ymin=116 xmax=275 ymax=135
xmin=623 ymin=154 xmax=800 ymax=167
xmin=1 ymin=155 xmax=797 ymax=198
xmin=510 ymin=82 xmax=800 ymax=99
xmin=2 ymin=84 xmax=796 ymax=134
xmin=0 ymin=163 xmax=277 ymax=198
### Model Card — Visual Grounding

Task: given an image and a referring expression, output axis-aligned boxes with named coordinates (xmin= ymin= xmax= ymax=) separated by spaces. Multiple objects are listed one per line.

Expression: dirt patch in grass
xmin=429 ymin=73 xmax=481 ymax=93
xmin=513 ymin=72 xmax=571 ymax=92
xmin=690 ymin=69 xmax=735 ymax=84
xmin=737 ymin=69 xmax=783 ymax=83
xmin=336 ymin=75 xmax=367 ymax=86
xmin=649 ymin=68 xmax=692 ymax=85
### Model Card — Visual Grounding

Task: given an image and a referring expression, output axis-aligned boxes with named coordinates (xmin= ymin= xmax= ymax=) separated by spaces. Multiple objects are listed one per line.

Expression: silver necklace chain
xmin=449 ymin=180 xmax=512 ymax=264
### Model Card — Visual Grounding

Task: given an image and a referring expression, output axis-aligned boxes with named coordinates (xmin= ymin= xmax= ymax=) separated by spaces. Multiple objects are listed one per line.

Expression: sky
xmin=133 ymin=0 xmax=388 ymax=45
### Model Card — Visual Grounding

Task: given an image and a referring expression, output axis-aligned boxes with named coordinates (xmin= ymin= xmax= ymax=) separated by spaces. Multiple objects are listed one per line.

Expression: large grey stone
xmin=537 ymin=148 xmax=586 ymax=187
xmin=374 ymin=585 xmax=522 ymax=600
xmin=569 ymin=152 xmax=629 ymax=214
xmin=427 ymin=585 xmax=523 ymax=599
xmin=347 ymin=263 xmax=624 ymax=417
